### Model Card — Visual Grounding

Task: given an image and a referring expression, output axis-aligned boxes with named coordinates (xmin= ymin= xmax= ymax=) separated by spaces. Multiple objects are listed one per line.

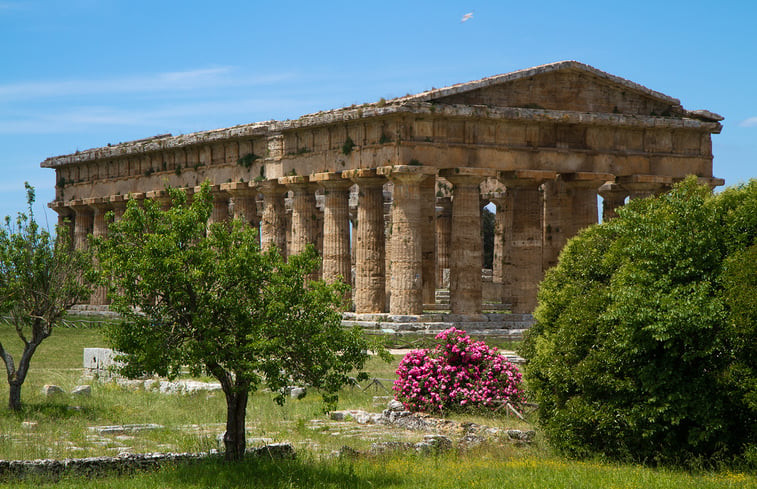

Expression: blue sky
xmin=1 ymin=0 xmax=755 ymax=222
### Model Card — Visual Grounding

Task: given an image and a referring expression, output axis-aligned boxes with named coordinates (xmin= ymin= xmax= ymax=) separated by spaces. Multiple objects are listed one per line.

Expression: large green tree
xmin=0 ymin=184 xmax=93 ymax=410
xmin=96 ymin=183 xmax=377 ymax=461
xmin=522 ymin=177 xmax=757 ymax=466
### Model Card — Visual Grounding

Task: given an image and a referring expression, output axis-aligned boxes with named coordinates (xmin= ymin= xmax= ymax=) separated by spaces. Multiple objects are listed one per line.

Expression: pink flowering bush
xmin=393 ymin=328 xmax=525 ymax=413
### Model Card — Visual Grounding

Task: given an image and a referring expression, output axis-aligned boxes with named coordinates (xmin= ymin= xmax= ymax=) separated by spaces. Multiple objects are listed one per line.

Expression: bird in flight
xmin=461 ymin=12 xmax=473 ymax=22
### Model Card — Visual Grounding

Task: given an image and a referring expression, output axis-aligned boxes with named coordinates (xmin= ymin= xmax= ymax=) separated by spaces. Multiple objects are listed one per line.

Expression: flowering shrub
xmin=393 ymin=328 xmax=524 ymax=413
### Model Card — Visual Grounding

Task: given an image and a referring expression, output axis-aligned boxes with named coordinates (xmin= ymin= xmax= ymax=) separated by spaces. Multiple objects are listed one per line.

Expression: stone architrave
xmin=377 ymin=165 xmax=437 ymax=316
xmin=598 ymin=182 xmax=627 ymax=221
xmin=441 ymin=168 xmax=495 ymax=315
xmin=435 ymin=197 xmax=452 ymax=288
xmin=344 ymin=169 xmax=387 ymax=314
xmin=259 ymin=180 xmax=288 ymax=254
xmin=498 ymin=170 xmax=556 ymax=314
xmin=69 ymin=201 xmax=94 ymax=251
xmin=542 ymin=172 xmax=614 ymax=271
xmin=312 ymin=173 xmax=352 ymax=290
xmin=419 ymin=175 xmax=437 ymax=305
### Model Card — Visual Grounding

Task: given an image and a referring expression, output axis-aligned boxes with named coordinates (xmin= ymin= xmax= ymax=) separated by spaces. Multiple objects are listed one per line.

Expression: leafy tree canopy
xmin=522 ymin=177 xmax=757 ymax=467
xmin=96 ymin=182 xmax=380 ymax=461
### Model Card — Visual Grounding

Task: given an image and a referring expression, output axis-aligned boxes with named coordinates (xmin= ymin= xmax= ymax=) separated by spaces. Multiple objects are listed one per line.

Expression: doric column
xmin=435 ymin=197 xmax=452 ymax=288
xmin=383 ymin=186 xmax=393 ymax=306
xmin=498 ymin=170 xmax=556 ymax=314
xmin=598 ymin=182 xmax=627 ymax=221
xmin=69 ymin=200 xmax=94 ymax=251
xmin=85 ymin=197 xmax=110 ymax=305
xmin=618 ymin=174 xmax=674 ymax=200
xmin=441 ymin=168 xmax=494 ymax=315
xmin=259 ymin=180 xmax=288 ymax=254
xmin=312 ymin=173 xmax=352 ymax=289
xmin=420 ymin=175 xmax=437 ymax=305
xmin=543 ymin=172 xmax=613 ymax=270
xmin=377 ymin=165 xmax=437 ymax=315
xmin=488 ymin=192 xmax=507 ymax=286
xmin=279 ymin=176 xmax=319 ymax=256
xmin=221 ymin=182 xmax=260 ymax=227
xmin=344 ymin=169 xmax=387 ymax=313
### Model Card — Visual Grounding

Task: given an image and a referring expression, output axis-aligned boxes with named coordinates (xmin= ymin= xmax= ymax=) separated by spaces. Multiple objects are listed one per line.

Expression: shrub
xmin=522 ymin=177 xmax=757 ymax=466
xmin=393 ymin=328 xmax=524 ymax=413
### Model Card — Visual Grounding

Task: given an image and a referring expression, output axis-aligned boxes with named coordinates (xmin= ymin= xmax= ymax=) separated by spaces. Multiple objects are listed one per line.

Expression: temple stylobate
xmin=41 ymin=61 xmax=724 ymax=335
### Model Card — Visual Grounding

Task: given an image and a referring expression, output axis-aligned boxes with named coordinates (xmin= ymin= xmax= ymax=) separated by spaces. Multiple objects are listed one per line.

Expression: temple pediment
xmin=404 ymin=61 xmax=688 ymax=118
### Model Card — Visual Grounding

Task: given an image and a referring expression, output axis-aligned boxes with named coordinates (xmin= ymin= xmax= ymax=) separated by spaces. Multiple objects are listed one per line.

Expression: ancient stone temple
xmin=41 ymin=61 xmax=723 ymax=336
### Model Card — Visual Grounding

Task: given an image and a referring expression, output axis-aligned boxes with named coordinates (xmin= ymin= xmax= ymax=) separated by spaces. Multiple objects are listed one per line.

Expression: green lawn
xmin=0 ymin=320 xmax=754 ymax=488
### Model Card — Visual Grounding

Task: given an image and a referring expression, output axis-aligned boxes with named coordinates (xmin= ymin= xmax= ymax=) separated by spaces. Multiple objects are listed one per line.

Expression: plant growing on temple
xmin=95 ymin=182 xmax=377 ymax=461
xmin=522 ymin=177 xmax=757 ymax=466
xmin=393 ymin=327 xmax=524 ymax=413
xmin=0 ymin=183 xmax=94 ymax=410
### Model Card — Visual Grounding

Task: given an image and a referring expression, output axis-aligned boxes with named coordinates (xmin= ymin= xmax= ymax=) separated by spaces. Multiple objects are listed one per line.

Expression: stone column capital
xmin=439 ymin=167 xmax=495 ymax=186
xmin=311 ymin=172 xmax=353 ymax=191
xmin=557 ymin=172 xmax=615 ymax=189
xmin=376 ymin=165 xmax=437 ymax=184
xmin=498 ymin=170 xmax=557 ymax=188
xmin=617 ymin=174 xmax=674 ymax=197
xmin=258 ymin=179 xmax=288 ymax=197
xmin=49 ymin=201 xmax=73 ymax=217
xmin=344 ymin=168 xmax=386 ymax=187
xmin=220 ymin=181 xmax=258 ymax=197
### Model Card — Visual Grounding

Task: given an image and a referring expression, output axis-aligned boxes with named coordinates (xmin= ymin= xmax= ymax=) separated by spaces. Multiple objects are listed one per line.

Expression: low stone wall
xmin=342 ymin=312 xmax=534 ymax=339
xmin=0 ymin=444 xmax=294 ymax=481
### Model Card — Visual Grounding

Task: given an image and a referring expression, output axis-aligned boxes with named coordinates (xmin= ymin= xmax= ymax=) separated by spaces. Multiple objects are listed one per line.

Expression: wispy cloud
xmin=0 ymin=67 xmax=294 ymax=101
xmin=0 ymin=97 xmax=306 ymax=134
xmin=739 ymin=117 xmax=757 ymax=127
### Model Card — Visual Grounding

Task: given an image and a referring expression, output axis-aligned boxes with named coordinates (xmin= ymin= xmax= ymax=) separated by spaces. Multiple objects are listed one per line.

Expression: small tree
xmin=0 ymin=184 xmax=93 ymax=410
xmin=96 ymin=183 xmax=377 ymax=461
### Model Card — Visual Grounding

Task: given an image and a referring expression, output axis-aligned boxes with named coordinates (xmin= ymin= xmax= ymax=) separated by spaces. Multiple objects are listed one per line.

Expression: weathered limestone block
xmin=220 ymin=181 xmax=260 ymax=227
xmin=69 ymin=201 xmax=93 ymax=251
xmin=617 ymin=174 xmax=673 ymax=199
xmin=377 ymin=165 xmax=437 ymax=315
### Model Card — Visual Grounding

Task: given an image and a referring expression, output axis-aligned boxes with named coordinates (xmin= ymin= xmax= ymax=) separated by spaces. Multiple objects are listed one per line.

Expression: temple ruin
xmin=41 ymin=61 xmax=724 ymax=336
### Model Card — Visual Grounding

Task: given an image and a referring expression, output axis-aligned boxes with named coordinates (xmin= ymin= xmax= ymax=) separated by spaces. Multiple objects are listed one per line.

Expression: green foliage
xmin=523 ymin=177 xmax=757 ymax=466
xmin=95 ymin=182 xmax=375 ymax=460
xmin=341 ymin=137 xmax=355 ymax=155
xmin=236 ymin=153 xmax=260 ymax=169
xmin=0 ymin=184 xmax=94 ymax=410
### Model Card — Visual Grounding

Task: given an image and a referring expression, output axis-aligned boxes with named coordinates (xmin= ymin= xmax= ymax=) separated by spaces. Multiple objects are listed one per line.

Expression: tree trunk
xmin=8 ymin=382 xmax=22 ymax=411
xmin=223 ymin=388 xmax=249 ymax=461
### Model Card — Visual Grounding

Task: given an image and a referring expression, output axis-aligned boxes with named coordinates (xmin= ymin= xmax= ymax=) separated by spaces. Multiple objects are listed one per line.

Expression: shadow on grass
xmin=23 ymin=456 xmax=402 ymax=489
xmin=5 ymin=401 xmax=101 ymax=422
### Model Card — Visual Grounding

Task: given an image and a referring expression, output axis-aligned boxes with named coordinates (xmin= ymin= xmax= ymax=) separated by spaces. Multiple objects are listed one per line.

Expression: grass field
xmin=0 ymin=319 xmax=754 ymax=488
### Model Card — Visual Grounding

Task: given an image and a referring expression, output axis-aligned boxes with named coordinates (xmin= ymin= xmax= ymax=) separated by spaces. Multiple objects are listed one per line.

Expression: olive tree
xmin=0 ymin=184 xmax=93 ymax=410
xmin=96 ymin=183 xmax=377 ymax=461
xmin=523 ymin=177 xmax=757 ymax=466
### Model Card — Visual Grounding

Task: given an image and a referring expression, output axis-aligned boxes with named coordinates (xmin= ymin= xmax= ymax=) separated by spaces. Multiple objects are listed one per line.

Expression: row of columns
xmin=52 ymin=168 xmax=683 ymax=315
